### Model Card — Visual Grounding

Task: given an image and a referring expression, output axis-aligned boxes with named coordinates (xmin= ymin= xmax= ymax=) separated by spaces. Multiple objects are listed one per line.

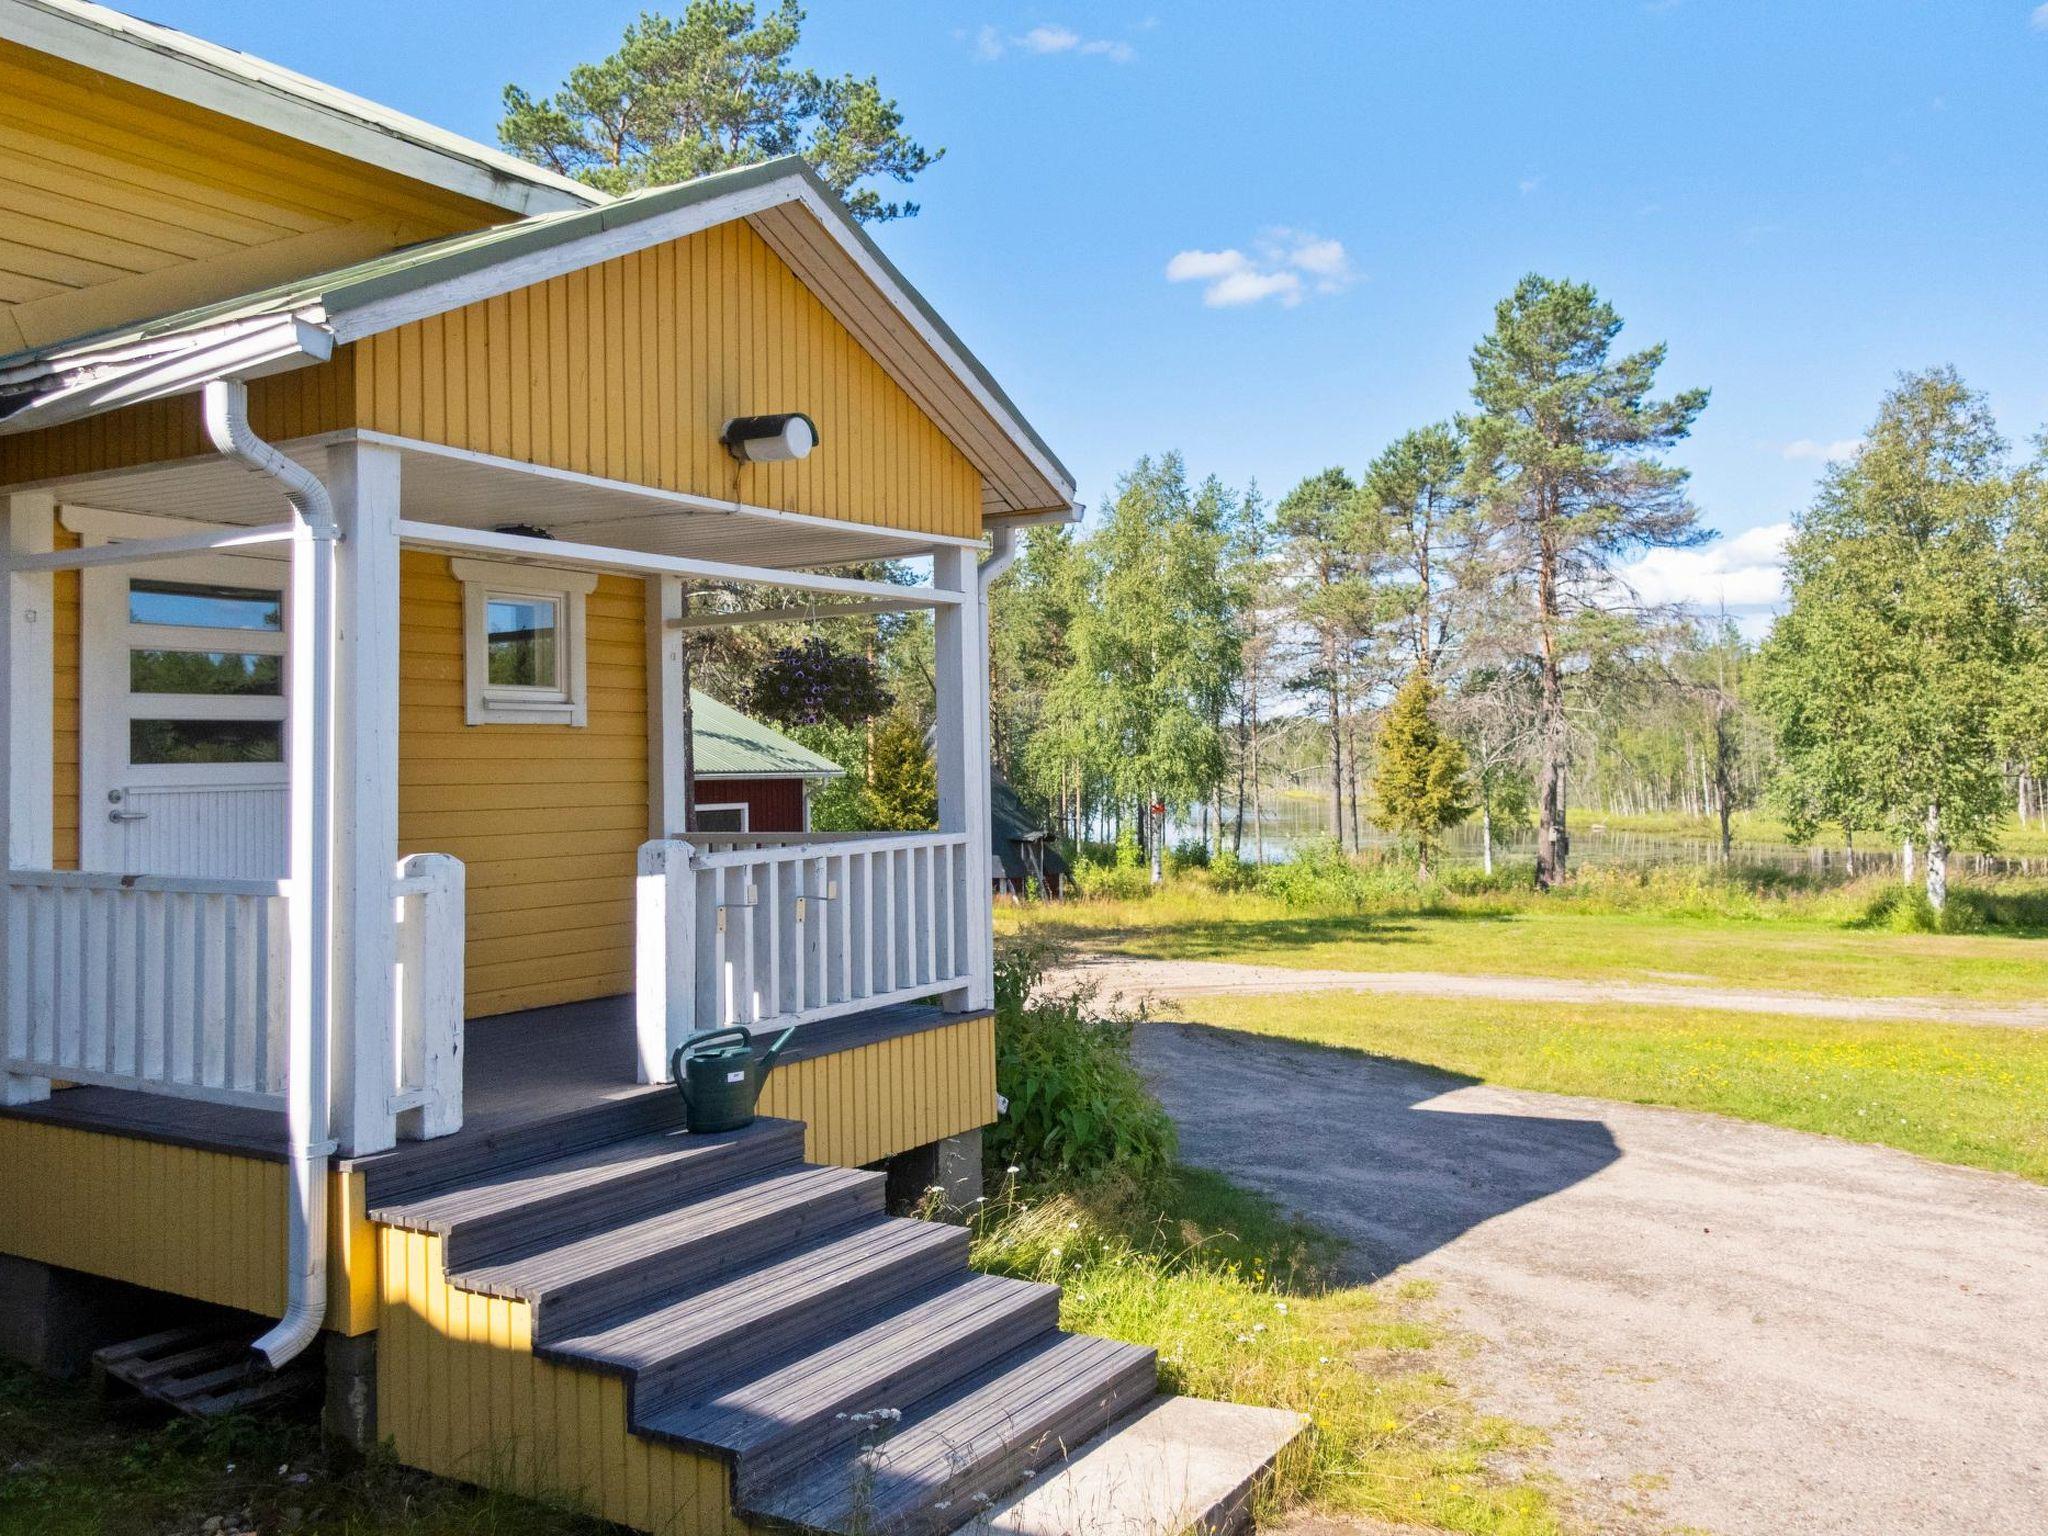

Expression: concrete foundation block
xmin=0 ymin=1253 xmax=143 ymax=1377
xmin=322 ymin=1330 xmax=378 ymax=1451
xmin=885 ymin=1127 xmax=985 ymax=1215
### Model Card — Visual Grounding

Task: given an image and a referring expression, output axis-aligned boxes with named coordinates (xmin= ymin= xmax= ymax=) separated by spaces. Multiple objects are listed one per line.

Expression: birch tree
xmin=1758 ymin=368 xmax=2019 ymax=910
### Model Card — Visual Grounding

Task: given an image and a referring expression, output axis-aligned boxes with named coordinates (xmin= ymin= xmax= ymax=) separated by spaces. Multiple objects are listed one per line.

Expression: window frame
xmin=452 ymin=558 xmax=599 ymax=727
xmin=693 ymin=801 xmax=750 ymax=833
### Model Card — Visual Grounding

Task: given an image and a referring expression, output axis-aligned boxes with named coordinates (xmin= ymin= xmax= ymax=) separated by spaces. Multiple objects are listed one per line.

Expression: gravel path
xmin=1137 ymin=1019 xmax=2048 ymax=1535
xmin=1054 ymin=954 xmax=2048 ymax=1029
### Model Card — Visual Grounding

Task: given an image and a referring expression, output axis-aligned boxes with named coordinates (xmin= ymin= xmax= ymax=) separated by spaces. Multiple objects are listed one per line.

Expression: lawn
xmin=1170 ymin=992 xmax=2048 ymax=1183
xmin=1002 ymin=882 xmax=2048 ymax=1002
xmin=970 ymin=1167 xmax=1564 ymax=1535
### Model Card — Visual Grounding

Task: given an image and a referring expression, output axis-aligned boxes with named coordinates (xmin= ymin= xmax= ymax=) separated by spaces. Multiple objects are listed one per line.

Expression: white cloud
xmin=1166 ymin=229 xmax=1357 ymax=308
xmin=2033 ymin=3 xmax=2048 ymax=31
xmin=1616 ymin=523 xmax=1791 ymax=623
xmin=1780 ymin=437 xmax=1862 ymax=462
xmin=1518 ymin=176 xmax=1542 ymax=196
xmin=972 ymin=23 xmax=1136 ymax=62
xmin=1019 ymin=24 xmax=1080 ymax=52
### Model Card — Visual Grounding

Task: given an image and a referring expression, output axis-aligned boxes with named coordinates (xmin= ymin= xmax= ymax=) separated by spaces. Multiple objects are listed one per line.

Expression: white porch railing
xmin=389 ymin=853 xmax=465 ymax=1140
xmin=636 ymin=831 xmax=975 ymax=1079
xmin=1 ymin=869 xmax=289 ymax=1109
xmin=0 ymin=854 xmax=467 ymax=1139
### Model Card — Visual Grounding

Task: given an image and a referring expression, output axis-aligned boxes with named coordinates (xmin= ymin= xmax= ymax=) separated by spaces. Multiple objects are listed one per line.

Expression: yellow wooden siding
xmin=352 ymin=219 xmax=984 ymax=538
xmin=0 ymin=351 xmax=357 ymax=488
xmin=0 ymin=1116 xmax=378 ymax=1334
xmin=398 ymin=550 xmax=649 ymax=1018
xmin=762 ymin=1015 xmax=997 ymax=1169
xmin=0 ymin=39 xmax=506 ymax=353
xmin=379 ymin=1225 xmax=733 ymax=1535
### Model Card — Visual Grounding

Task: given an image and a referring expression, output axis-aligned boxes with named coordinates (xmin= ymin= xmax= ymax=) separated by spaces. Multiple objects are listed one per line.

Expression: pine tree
xmin=1372 ymin=670 xmax=1475 ymax=878
xmin=1464 ymin=275 xmax=1709 ymax=888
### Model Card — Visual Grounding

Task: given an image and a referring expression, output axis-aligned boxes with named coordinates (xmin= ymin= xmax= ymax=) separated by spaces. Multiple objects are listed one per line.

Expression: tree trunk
xmin=1482 ymin=800 xmax=1494 ymax=876
xmin=1924 ymin=802 xmax=1947 ymax=912
xmin=1326 ymin=642 xmax=1344 ymax=848
xmin=1149 ymin=793 xmax=1163 ymax=886
xmin=1901 ymin=837 xmax=1915 ymax=889
xmin=1346 ymin=713 xmax=1363 ymax=854
xmin=1250 ymin=708 xmax=1266 ymax=865
xmin=1844 ymin=829 xmax=1857 ymax=878
xmin=1713 ymin=705 xmax=1734 ymax=860
xmin=1535 ymin=542 xmax=1568 ymax=889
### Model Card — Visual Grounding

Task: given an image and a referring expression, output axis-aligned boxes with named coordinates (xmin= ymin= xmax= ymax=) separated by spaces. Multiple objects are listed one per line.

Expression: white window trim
xmin=451 ymin=557 xmax=599 ymax=726
xmin=694 ymin=801 xmax=750 ymax=832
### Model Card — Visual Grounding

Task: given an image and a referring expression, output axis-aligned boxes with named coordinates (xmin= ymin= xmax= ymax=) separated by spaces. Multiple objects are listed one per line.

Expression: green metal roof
xmin=691 ymin=690 xmax=841 ymax=779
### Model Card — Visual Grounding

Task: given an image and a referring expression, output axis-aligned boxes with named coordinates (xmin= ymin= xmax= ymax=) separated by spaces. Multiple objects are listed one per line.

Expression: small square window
xmin=452 ymin=559 xmax=598 ymax=726
xmin=486 ymin=596 xmax=562 ymax=691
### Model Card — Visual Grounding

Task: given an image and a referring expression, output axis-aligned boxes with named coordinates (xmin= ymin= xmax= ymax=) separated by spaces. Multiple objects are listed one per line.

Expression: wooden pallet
xmin=92 ymin=1325 xmax=316 ymax=1417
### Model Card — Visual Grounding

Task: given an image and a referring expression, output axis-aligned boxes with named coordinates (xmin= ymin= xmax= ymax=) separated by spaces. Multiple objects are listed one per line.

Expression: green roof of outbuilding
xmin=691 ymin=690 xmax=841 ymax=779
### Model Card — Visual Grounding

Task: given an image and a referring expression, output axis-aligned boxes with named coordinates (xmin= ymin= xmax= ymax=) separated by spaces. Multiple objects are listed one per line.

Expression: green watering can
xmin=670 ymin=1025 xmax=796 ymax=1133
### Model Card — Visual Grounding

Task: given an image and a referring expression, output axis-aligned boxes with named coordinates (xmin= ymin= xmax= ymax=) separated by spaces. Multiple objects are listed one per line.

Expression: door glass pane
xmin=130 ymin=579 xmax=281 ymax=631
xmin=131 ymin=719 xmax=284 ymax=765
xmin=486 ymin=596 xmax=560 ymax=688
xmin=130 ymin=649 xmax=282 ymax=696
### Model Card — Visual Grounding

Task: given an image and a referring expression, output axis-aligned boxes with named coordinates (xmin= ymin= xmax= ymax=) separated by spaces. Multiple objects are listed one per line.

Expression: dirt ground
xmin=1055 ymin=955 xmax=2048 ymax=1029
xmin=1136 ymin=1019 xmax=2048 ymax=1536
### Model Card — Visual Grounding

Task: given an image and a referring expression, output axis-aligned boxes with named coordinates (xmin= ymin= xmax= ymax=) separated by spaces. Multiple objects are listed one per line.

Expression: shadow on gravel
xmin=1136 ymin=1020 xmax=1622 ymax=1281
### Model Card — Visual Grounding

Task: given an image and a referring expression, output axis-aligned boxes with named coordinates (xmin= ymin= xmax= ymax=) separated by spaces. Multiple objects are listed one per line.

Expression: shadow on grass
xmin=1029 ymin=909 xmax=1523 ymax=962
xmin=1134 ymin=1020 xmax=1621 ymax=1282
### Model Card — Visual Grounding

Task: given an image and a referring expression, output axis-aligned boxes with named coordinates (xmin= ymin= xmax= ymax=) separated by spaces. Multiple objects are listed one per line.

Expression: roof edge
xmin=0 ymin=0 xmax=604 ymax=218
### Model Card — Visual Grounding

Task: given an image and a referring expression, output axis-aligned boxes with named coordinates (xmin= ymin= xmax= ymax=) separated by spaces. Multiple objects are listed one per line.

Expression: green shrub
xmin=1165 ymin=838 xmax=1211 ymax=875
xmin=1209 ymin=846 xmax=1256 ymax=891
xmin=987 ymin=942 xmax=1176 ymax=1183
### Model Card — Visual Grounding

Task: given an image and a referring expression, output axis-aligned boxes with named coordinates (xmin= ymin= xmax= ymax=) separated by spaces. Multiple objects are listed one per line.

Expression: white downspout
xmin=202 ymin=378 xmax=337 ymax=1368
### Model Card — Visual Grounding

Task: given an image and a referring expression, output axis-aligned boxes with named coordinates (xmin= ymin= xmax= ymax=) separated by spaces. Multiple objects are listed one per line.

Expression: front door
xmin=79 ymin=532 xmax=289 ymax=880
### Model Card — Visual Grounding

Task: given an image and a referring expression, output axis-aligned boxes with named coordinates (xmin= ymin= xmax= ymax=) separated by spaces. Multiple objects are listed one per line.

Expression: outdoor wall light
xmin=721 ymin=412 xmax=819 ymax=463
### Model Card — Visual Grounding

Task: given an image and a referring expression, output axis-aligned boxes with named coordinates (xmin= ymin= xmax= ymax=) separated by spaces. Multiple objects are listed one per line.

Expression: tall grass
xmin=969 ymin=1172 xmax=1560 ymax=1534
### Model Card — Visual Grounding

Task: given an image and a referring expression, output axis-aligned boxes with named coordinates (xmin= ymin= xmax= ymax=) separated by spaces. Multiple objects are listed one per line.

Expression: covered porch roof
xmin=0 ymin=157 xmax=1078 ymax=524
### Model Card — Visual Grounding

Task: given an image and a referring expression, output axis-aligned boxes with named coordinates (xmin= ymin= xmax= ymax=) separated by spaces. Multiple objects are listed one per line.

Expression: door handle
xmin=108 ymin=809 xmax=149 ymax=822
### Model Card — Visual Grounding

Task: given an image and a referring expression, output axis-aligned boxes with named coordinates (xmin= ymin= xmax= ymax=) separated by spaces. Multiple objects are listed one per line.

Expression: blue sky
xmin=143 ymin=1 xmax=2048 ymax=616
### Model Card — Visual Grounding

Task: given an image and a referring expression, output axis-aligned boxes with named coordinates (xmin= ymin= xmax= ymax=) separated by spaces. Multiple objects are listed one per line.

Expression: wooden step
xmin=647 ymin=1272 xmax=1062 ymax=1501
xmin=371 ymin=1117 xmax=806 ymax=1268
xmin=355 ymin=1087 xmax=686 ymax=1205
xmin=457 ymin=1164 xmax=886 ymax=1342
xmin=752 ymin=1332 xmax=1159 ymax=1536
xmin=552 ymin=1215 xmax=971 ymax=1412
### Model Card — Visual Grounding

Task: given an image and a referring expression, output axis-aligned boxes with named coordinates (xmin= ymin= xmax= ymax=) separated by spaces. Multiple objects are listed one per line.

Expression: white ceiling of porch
xmin=46 ymin=434 xmax=949 ymax=572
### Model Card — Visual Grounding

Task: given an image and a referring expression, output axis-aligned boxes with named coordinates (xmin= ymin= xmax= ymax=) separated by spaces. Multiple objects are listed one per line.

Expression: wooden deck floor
xmin=0 ymin=995 xmax=984 ymax=1177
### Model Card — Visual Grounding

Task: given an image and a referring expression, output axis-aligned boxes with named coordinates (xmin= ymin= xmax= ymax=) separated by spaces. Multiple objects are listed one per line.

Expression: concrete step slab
xmin=967 ymin=1394 xmax=1308 ymax=1536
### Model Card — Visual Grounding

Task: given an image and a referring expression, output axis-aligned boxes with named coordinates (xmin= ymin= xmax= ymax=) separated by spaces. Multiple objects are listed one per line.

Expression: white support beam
xmin=647 ymin=576 xmax=689 ymax=840
xmin=1 ymin=491 xmax=54 ymax=1105
xmin=669 ymin=597 xmax=928 ymax=631
xmin=395 ymin=520 xmax=960 ymax=607
xmin=932 ymin=545 xmax=993 ymax=1011
xmin=327 ymin=441 xmax=404 ymax=1155
xmin=2 ymin=522 xmax=295 ymax=574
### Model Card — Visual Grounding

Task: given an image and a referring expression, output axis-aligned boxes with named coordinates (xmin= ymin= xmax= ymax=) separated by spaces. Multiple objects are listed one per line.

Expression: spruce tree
xmin=1372 ymin=670 xmax=1475 ymax=878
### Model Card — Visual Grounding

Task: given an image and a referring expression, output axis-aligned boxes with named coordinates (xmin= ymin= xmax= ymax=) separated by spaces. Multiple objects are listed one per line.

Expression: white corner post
xmin=636 ymin=839 xmax=695 ymax=1083
xmin=327 ymin=440 xmax=403 ymax=1156
xmin=647 ymin=575 xmax=689 ymax=840
xmin=933 ymin=545 xmax=993 ymax=1010
xmin=1 ymin=491 xmax=55 ymax=1106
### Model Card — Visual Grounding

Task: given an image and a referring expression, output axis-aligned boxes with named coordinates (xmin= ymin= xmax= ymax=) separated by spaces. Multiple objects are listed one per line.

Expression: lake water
xmin=1173 ymin=804 xmax=2048 ymax=880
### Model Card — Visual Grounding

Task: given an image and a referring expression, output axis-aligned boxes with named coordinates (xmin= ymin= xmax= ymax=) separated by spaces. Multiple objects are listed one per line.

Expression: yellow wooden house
xmin=0 ymin=3 xmax=1301 ymax=1532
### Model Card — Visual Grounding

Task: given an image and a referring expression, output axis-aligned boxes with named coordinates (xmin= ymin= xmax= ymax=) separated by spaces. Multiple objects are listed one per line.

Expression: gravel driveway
xmin=1136 ymin=1019 xmax=2048 ymax=1536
